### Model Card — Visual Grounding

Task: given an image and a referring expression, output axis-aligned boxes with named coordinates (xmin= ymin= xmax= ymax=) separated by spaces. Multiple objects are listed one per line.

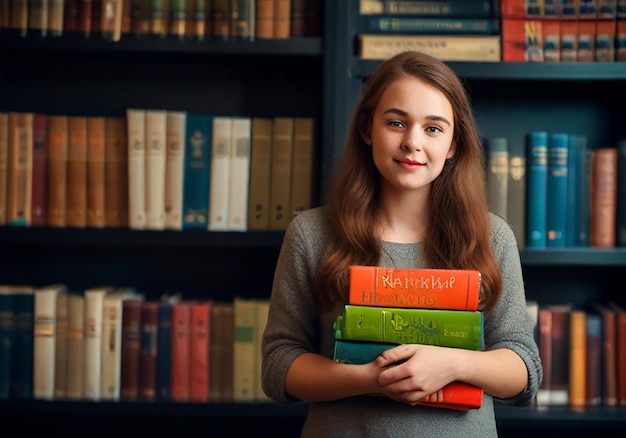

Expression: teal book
xmin=526 ymin=131 xmax=549 ymax=248
xmin=566 ymin=135 xmax=590 ymax=247
xmin=546 ymin=132 xmax=568 ymax=247
xmin=360 ymin=16 xmax=500 ymax=34
xmin=9 ymin=286 xmax=34 ymax=399
xmin=334 ymin=305 xmax=484 ymax=350
xmin=182 ymin=113 xmax=212 ymax=230
xmin=362 ymin=0 xmax=500 ymax=17
xmin=333 ymin=340 xmax=397 ymax=364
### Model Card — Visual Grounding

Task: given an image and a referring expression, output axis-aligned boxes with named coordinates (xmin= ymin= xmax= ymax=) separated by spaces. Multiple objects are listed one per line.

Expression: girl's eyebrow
xmin=381 ymin=108 xmax=451 ymax=127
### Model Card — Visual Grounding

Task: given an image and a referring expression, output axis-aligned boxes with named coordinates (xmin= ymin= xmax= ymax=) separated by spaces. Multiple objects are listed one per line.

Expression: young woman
xmin=261 ymin=51 xmax=542 ymax=437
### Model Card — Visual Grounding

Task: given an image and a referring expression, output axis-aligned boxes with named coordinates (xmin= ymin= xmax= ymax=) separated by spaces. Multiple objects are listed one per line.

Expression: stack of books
xmin=332 ymin=265 xmax=485 ymax=411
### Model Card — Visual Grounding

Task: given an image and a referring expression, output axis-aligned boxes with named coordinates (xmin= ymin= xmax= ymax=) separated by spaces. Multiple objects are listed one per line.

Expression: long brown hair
xmin=316 ymin=51 xmax=502 ymax=316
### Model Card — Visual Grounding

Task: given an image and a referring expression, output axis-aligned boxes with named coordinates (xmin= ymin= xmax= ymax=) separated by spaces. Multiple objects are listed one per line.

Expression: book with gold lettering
xmin=334 ymin=305 xmax=483 ymax=350
xmin=349 ymin=266 xmax=481 ymax=311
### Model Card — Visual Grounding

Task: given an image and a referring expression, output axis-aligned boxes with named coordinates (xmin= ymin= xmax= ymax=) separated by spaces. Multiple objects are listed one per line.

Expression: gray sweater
xmin=262 ymin=206 xmax=542 ymax=438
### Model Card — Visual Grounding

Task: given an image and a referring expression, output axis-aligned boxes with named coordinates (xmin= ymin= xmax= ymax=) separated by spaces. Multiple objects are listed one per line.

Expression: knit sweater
xmin=261 ymin=206 xmax=542 ymax=438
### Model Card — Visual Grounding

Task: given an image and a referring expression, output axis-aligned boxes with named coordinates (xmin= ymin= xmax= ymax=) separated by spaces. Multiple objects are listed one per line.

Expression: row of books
xmin=484 ymin=133 xmax=626 ymax=249
xmin=0 ymin=111 xmax=315 ymax=232
xmin=528 ymin=301 xmax=626 ymax=408
xmin=0 ymin=284 xmax=272 ymax=403
xmin=1 ymin=0 xmax=322 ymax=41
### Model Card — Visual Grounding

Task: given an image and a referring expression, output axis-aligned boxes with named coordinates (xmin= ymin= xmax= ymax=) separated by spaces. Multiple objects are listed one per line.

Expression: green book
xmin=334 ymin=305 xmax=484 ymax=350
xmin=333 ymin=340 xmax=397 ymax=364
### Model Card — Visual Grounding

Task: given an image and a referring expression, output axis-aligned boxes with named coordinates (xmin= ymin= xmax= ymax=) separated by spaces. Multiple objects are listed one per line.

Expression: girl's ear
xmin=359 ymin=114 xmax=372 ymax=145
xmin=446 ymin=141 xmax=457 ymax=159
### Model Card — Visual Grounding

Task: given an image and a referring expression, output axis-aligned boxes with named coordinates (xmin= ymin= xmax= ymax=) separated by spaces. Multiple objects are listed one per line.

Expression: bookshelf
xmin=1 ymin=0 xmax=626 ymax=436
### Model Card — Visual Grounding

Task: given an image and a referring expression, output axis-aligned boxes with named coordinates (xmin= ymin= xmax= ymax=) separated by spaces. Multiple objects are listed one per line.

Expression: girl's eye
xmin=389 ymin=120 xmax=405 ymax=128
xmin=426 ymin=126 xmax=443 ymax=134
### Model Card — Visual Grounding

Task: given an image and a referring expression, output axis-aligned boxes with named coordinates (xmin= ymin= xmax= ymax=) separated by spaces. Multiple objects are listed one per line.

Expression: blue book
xmin=366 ymin=0 xmax=499 ymax=17
xmin=546 ymin=133 xmax=569 ymax=247
xmin=182 ymin=113 xmax=212 ymax=230
xmin=360 ymin=16 xmax=500 ymax=34
xmin=566 ymin=135 xmax=590 ymax=247
xmin=155 ymin=300 xmax=173 ymax=401
xmin=526 ymin=131 xmax=549 ymax=248
xmin=10 ymin=286 xmax=34 ymax=398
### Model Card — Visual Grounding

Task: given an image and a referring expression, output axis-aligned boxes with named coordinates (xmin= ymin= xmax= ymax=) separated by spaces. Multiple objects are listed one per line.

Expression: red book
xmin=417 ymin=381 xmax=483 ymax=411
xmin=139 ymin=301 xmax=158 ymax=401
xmin=120 ymin=299 xmax=142 ymax=401
xmin=171 ymin=302 xmax=191 ymax=402
xmin=349 ymin=266 xmax=481 ymax=311
xmin=30 ymin=113 xmax=47 ymax=226
xmin=190 ymin=300 xmax=212 ymax=402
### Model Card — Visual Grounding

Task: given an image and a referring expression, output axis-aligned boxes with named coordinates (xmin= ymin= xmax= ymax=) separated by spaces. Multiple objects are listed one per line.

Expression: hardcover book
xmin=227 ymin=117 xmax=251 ymax=231
xmin=46 ymin=115 xmax=68 ymax=228
xmin=208 ymin=116 xmax=232 ymax=231
xmin=507 ymin=134 xmax=526 ymax=249
xmin=7 ymin=285 xmax=34 ymax=399
xmin=290 ymin=117 xmax=315 ymax=220
xmin=590 ymin=148 xmax=618 ymax=248
xmin=359 ymin=0 xmax=499 ymax=17
xmin=526 ymin=131 xmax=548 ymax=248
xmin=360 ymin=16 xmax=500 ymax=34
xmin=334 ymin=305 xmax=484 ymax=351
xmin=164 ymin=111 xmax=187 ymax=230
xmin=485 ymin=137 xmax=508 ymax=220
xmin=349 ymin=266 xmax=481 ymax=311
xmin=30 ymin=113 xmax=47 ymax=227
xmin=7 ymin=112 xmax=34 ymax=226
xmin=126 ymin=108 xmax=147 ymax=230
xmin=546 ymin=132 xmax=568 ymax=247
xmin=105 ymin=117 xmax=129 ymax=228
xmin=269 ymin=116 xmax=294 ymax=231
xmin=145 ymin=109 xmax=168 ymax=230
xmin=616 ymin=139 xmax=626 ymax=246
xmin=565 ymin=135 xmax=590 ymax=247
xmin=120 ymin=298 xmax=143 ymax=401
xmin=247 ymin=117 xmax=273 ymax=230
xmin=139 ymin=301 xmax=159 ymax=401
xmin=86 ymin=117 xmax=106 ymax=228
xmin=66 ymin=116 xmax=88 ymax=228
xmin=182 ymin=113 xmax=212 ymax=229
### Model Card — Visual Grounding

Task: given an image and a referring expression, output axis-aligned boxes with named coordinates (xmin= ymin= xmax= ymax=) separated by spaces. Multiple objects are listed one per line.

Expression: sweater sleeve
xmin=486 ymin=214 xmax=543 ymax=406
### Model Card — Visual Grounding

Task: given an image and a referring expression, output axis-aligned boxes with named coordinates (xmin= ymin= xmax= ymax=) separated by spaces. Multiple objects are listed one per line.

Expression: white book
xmin=208 ymin=116 xmax=233 ymax=231
xmin=33 ymin=284 xmax=65 ymax=400
xmin=83 ymin=286 xmax=113 ymax=401
xmin=233 ymin=296 xmax=257 ymax=402
xmin=254 ymin=298 xmax=270 ymax=402
xmin=164 ymin=111 xmax=187 ymax=230
xmin=53 ymin=286 xmax=69 ymax=399
xmin=126 ymin=108 xmax=146 ymax=230
xmin=228 ymin=117 xmax=251 ymax=231
xmin=66 ymin=292 xmax=85 ymax=400
xmin=145 ymin=109 xmax=168 ymax=230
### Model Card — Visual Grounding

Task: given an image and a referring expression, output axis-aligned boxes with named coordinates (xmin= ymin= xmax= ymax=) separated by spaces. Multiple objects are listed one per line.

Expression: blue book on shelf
xmin=526 ymin=131 xmax=549 ymax=248
xmin=373 ymin=0 xmax=500 ymax=17
xmin=182 ymin=113 xmax=212 ymax=230
xmin=155 ymin=301 xmax=173 ymax=402
xmin=566 ymin=135 xmax=590 ymax=247
xmin=10 ymin=287 xmax=34 ymax=398
xmin=546 ymin=132 xmax=569 ymax=247
xmin=360 ymin=16 xmax=500 ymax=34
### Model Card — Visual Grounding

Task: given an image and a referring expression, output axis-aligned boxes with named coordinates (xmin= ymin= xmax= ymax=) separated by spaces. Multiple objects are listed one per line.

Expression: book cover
xmin=233 ymin=297 xmax=257 ymax=402
xmin=164 ymin=110 xmax=187 ymax=230
xmin=171 ymin=301 xmax=192 ymax=402
xmin=525 ymin=131 xmax=548 ymax=248
xmin=86 ymin=116 xmax=107 ymax=228
xmin=209 ymin=301 xmax=234 ymax=402
xmin=334 ymin=305 xmax=484 ymax=350
xmin=360 ymin=16 xmax=500 ymax=34
xmin=485 ymin=137 xmax=508 ymax=220
xmin=100 ymin=291 xmax=126 ymax=401
xmin=349 ymin=266 xmax=481 ymax=311
xmin=139 ymin=301 xmax=159 ymax=401
xmin=359 ymin=0 xmax=499 ymax=16
xmin=536 ymin=307 xmax=552 ymax=406
xmin=182 ymin=113 xmax=212 ymax=229
xmin=190 ymin=300 xmax=211 ymax=402
xmin=46 ymin=115 xmax=68 ymax=228
xmin=30 ymin=113 xmax=47 ymax=227
xmin=596 ymin=303 xmax=618 ymax=406
xmin=7 ymin=285 xmax=34 ymax=399
xmin=53 ymin=287 xmax=69 ymax=400
xmin=7 ymin=112 xmax=34 ymax=227
xmin=273 ymin=0 xmax=291 ymax=38
xmin=333 ymin=339 xmax=483 ymax=410
xmin=120 ymin=298 xmax=143 ymax=402
xmin=145 ymin=109 xmax=168 ymax=230
xmin=590 ymin=148 xmax=618 ymax=248
xmin=290 ymin=117 xmax=315 ymax=220
xmin=208 ymin=116 xmax=232 ymax=231
xmin=0 ymin=113 xmax=8 ymax=225
xmin=104 ymin=117 xmax=129 ymax=228
xmin=548 ymin=305 xmax=571 ymax=406
xmin=66 ymin=116 xmax=88 ymax=229
xmin=33 ymin=284 xmax=63 ymax=400
xmin=568 ymin=310 xmax=586 ymax=407
xmin=256 ymin=0 xmax=274 ymax=38
xmin=269 ymin=116 xmax=294 ymax=231
xmin=507 ymin=134 xmax=526 ymax=249
xmin=247 ymin=117 xmax=273 ymax=231
xmin=546 ymin=132 xmax=568 ymax=248
xmin=585 ymin=313 xmax=602 ymax=406
xmin=227 ymin=117 xmax=251 ymax=231
xmin=565 ymin=135 xmax=590 ymax=247
xmin=66 ymin=292 xmax=84 ymax=400
xmin=83 ymin=286 xmax=112 ymax=401
xmin=155 ymin=299 xmax=173 ymax=402
xmin=358 ymin=34 xmax=501 ymax=61
xmin=617 ymin=139 xmax=626 ymax=246
xmin=126 ymin=108 xmax=147 ymax=230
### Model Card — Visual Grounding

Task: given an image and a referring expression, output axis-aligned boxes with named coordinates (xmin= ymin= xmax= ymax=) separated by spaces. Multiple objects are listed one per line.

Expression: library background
xmin=1 ymin=0 xmax=625 ymax=436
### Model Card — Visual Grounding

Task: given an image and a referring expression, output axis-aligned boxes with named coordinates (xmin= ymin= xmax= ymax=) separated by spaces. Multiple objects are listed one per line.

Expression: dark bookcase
xmin=1 ymin=0 xmax=626 ymax=436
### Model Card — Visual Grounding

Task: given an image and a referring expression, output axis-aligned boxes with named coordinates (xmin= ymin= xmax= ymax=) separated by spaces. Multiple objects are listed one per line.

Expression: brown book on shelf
xmin=290 ymin=117 xmax=315 ymax=220
xmin=256 ymin=0 xmax=274 ymax=38
xmin=130 ymin=0 xmax=150 ymax=36
xmin=273 ymin=0 xmax=290 ymax=38
xmin=66 ymin=116 xmax=88 ymax=228
xmin=10 ymin=0 xmax=28 ymax=36
xmin=212 ymin=0 xmax=229 ymax=38
xmin=590 ymin=147 xmax=618 ymax=248
xmin=31 ymin=114 xmax=47 ymax=227
xmin=568 ymin=310 xmax=586 ymax=407
xmin=0 ymin=112 xmax=8 ymax=225
xmin=46 ymin=115 xmax=69 ymax=228
xmin=138 ymin=301 xmax=158 ymax=401
xmin=171 ymin=301 xmax=191 ymax=402
xmin=247 ymin=117 xmax=273 ymax=231
xmin=305 ymin=0 xmax=320 ymax=36
xmin=28 ymin=0 xmax=49 ymax=36
xmin=595 ymin=303 xmax=618 ymax=407
xmin=7 ymin=112 xmax=33 ymax=227
xmin=64 ymin=0 xmax=80 ymax=32
xmin=104 ymin=116 xmax=129 ymax=228
xmin=120 ymin=298 xmax=142 ymax=402
xmin=549 ymin=305 xmax=571 ymax=406
xmin=289 ymin=0 xmax=305 ymax=36
xmin=607 ymin=300 xmax=626 ymax=407
xmin=536 ymin=307 xmax=552 ymax=406
xmin=190 ymin=300 xmax=212 ymax=403
xmin=269 ymin=116 xmax=294 ymax=231
xmin=231 ymin=0 xmax=254 ymax=39
xmin=87 ymin=116 xmax=106 ymax=228
xmin=48 ymin=0 xmax=64 ymax=36
xmin=78 ymin=0 xmax=93 ymax=36
xmin=209 ymin=301 xmax=234 ymax=402
xmin=91 ymin=0 xmax=102 ymax=33
xmin=585 ymin=312 xmax=602 ymax=406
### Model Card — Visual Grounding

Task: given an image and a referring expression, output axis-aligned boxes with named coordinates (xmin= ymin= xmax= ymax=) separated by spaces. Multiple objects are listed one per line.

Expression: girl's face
xmin=363 ymin=76 xmax=456 ymax=195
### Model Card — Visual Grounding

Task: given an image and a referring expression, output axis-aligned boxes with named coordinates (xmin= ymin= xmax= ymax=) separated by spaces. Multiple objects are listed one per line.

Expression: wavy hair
xmin=316 ymin=51 xmax=502 ymax=316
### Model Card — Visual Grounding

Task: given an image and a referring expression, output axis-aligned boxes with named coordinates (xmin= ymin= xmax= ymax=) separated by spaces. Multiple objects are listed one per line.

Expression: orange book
xmin=256 ymin=0 xmax=275 ymax=38
xmin=590 ymin=148 xmax=618 ymax=248
xmin=66 ymin=116 xmax=88 ymax=228
xmin=190 ymin=300 xmax=212 ymax=402
xmin=569 ymin=310 xmax=586 ymax=407
xmin=348 ymin=266 xmax=481 ymax=311
xmin=104 ymin=117 xmax=129 ymax=228
xmin=273 ymin=0 xmax=291 ymax=39
xmin=171 ymin=301 xmax=191 ymax=402
xmin=46 ymin=115 xmax=69 ymax=228
xmin=87 ymin=116 xmax=106 ymax=228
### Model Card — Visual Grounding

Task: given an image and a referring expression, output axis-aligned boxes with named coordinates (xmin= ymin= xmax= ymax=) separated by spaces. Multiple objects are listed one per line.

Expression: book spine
xmin=10 ymin=287 xmax=34 ymax=399
xmin=290 ymin=117 xmax=315 ymax=220
xmin=585 ymin=313 xmax=602 ymax=406
xmin=507 ymin=136 xmax=526 ymax=249
xmin=546 ymin=132 xmax=568 ymax=247
xmin=164 ymin=111 xmax=187 ymax=230
xmin=145 ymin=110 xmax=167 ymax=230
xmin=590 ymin=148 xmax=618 ymax=248
xmin=120 ymin=299 xmax=142 ymax=401
xmin=0 ymin=289 xmax=15 ymax=398
xmin=247 ymin=117 xmax=273 ymax=231
xmin=486 ymin=137 xmax=509 ymax=220
xmin=0 ymin=113 xmax=8 ymax=225
xmin=227 ymin=117 xmax=251 ymax=231
xmin=189 ymin=301 xmax=211 ymax=402
xmin=336 ymin=305 xmax=484 ymax=350
xmin=208 ymin=116 xmax=233 ymax=231
xmin=348 ymin=266 xmax=480 ymax=311
xmin=33 ymin=288 xmax=58 ymax=400
xmin=526 ymin=131 xmax=548 ymax=248
xmin=86 ymin=117 xmax=107 ymax=228
xmin=269 ymin=116 xmax=294 ymax=231
xmin=233 ymin=297 xmax=257 ymax=402
xmin=617 ymin=139 xmax=626 ymax=246
xmin=171 ymin=302 xmax=191 ymax=402
xmin=155 ymin=302 xmax=172 ymax=402
xmin=361 ymin=16 xmax=500 ymax=34
xmin=568 ymin=310 xmax=586 ymax=407
xmin=83 ymin=288 xmax=107 ymax=400
xmin=139 ymin=301 xmax=158 ymax=401
xmin=359 ymin=0 xmax=498 ymax=16
xmin=100 ymin=295 xmax=123 ymax=401
xmin=66 ymin=116 xmax=88 ymax=229
xmin=126 ymin=108 xmax=147 ymax=230
xmin=182 ymin=113 xmax=212 ymax=230
xmin=30 ymin=114 xmax=47 ymax=227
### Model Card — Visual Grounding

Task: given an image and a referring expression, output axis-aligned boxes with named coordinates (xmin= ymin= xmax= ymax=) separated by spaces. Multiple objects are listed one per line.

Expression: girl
xmin=262 ymin=51 xmax=542 ymax=438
